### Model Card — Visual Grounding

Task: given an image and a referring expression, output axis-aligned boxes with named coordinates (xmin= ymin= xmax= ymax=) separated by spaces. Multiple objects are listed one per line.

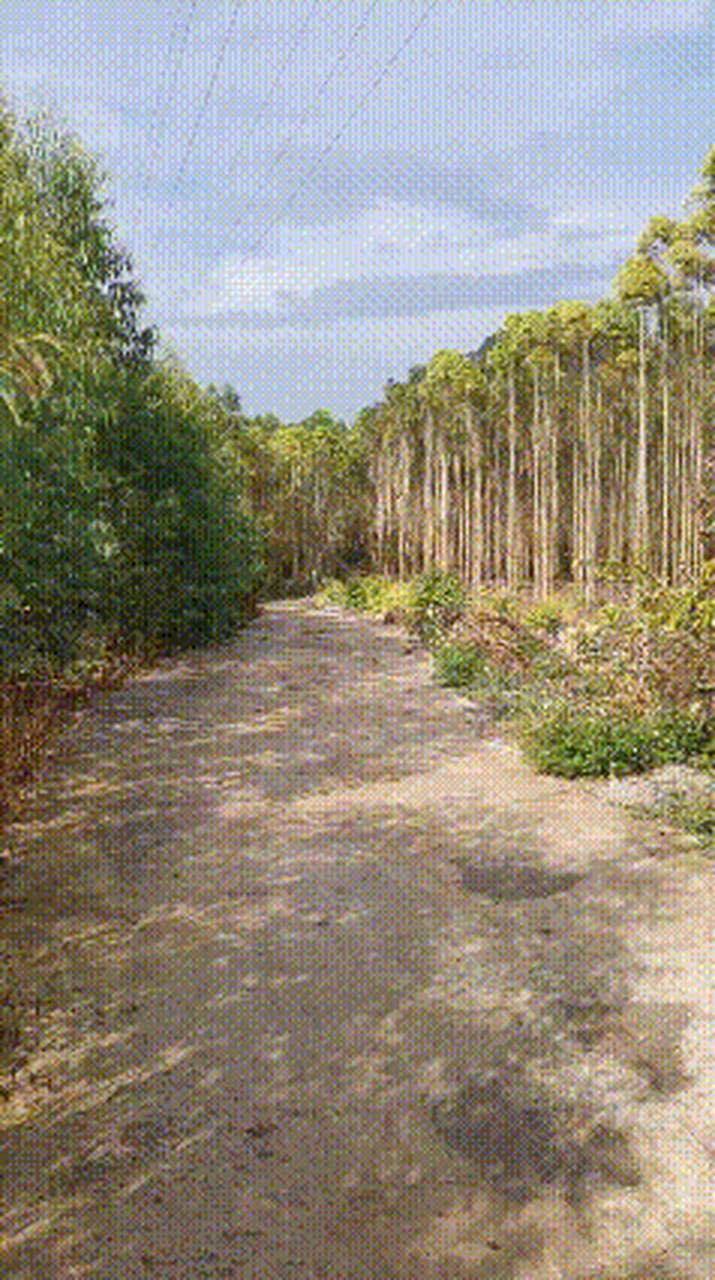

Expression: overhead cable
xmin=148 ymin=0 xmax=202 ymax=172
xmin=231 ymin=0 xmax=382 ymax=230
xmin=237 ymin=0 xmax=441 ymax=262
xmin=172 ymin=0 xmax=250 ymax=189
xmin=238 ymin=0 xmax=333 ymax=155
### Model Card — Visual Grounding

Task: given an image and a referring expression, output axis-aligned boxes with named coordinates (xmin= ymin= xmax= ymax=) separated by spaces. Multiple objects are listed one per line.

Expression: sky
xmin=2 ymin=0 xmax=715 ymax=423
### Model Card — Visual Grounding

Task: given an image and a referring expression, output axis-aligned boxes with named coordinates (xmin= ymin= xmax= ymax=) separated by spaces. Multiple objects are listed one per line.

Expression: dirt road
xmin=1 ymin=600 xmax=715 ymax=1278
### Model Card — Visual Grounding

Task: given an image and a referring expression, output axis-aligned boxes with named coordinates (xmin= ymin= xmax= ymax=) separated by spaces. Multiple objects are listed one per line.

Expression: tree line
xmin=229 ymin=146 xmax=715 ymax=604
xmin=0 ymin=103 xmax=264 ymax=678
xmin=353 ymin=151 xmax=715 ymax=598
xmin=6 ymin=93 xmax=715 ymax=689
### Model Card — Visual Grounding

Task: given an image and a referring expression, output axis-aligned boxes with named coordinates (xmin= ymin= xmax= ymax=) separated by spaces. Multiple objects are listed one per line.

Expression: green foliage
xmin=435 ymin=644 xmax=488 ymax=688
xmin=613 ymin=253 xmax=669 ymax=307
xmin=0 ymin=108 xmax=265 ymax=675
xmin=410 ymin=570 xmax=466 ymax=641
xmin=420 ymin=581 xmax=715 ymax=781
xmin=235 ymin=409 xmax=368 ymax=593
xmin=521 ymin=707 xmax=711 ymax=779
xmin=95 ymin=361 xmax=265 ymax=653
xmin=632 ymin=565 xmax=715 ymax=635
xmin=523 ymin=599 xmax=567 ymax=636
xmin=341 ymin=574 xmax=400 ymax=614
xmin=315 ymin=578 xmax=349 ymax=606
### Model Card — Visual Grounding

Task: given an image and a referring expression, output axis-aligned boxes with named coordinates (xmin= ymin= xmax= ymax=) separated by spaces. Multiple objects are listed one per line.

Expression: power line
xmin=148 ymin=0 xmax=202 ymax=172
xmin=172 ymin=0 xmax=250 ymax=190
xmin=238 ymin=0 xmax=333 ymax=155
xmin=236 ymin=0 xmax=441 ymax=263
xmin=231 ymin=0 xmax=382 ymax=230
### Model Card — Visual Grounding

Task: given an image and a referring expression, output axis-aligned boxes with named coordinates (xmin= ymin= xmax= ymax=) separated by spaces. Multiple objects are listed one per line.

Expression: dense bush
xmin=319 ymin=574 xmax=414 ymax=620
xmin=343 ymin=574 xmax=395 ymax=612
xmin=435 ymin=644 xmax=490 ymax=688
xmin=0 ymin=109 xmax=267 ymax=813
xmin=410 ymin=570 xmax=466 ymax=641
xmin=521 ymin=706 xmax=712 ymax=778
xmin=0 ymin=115 xmax=266 ymax=674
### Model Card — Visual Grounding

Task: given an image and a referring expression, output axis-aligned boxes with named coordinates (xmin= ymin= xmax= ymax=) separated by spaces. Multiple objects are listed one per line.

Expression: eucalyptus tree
xmin=613 ymin=253 xmax=669 ymax=575
xmin=0 ymin=104 xmax=265 ymax=666
xmin=381 ymin=377 xmax=424 ymax=577
xmin=416 ymin=350 xmax=482 ymax=579
xmin=509 ymin=311 xmax=559 ymax=597
xmin=486 ymin=318 xmax=530 ymax=589
xmin=672 ymin=182 xmax=715 ymax=575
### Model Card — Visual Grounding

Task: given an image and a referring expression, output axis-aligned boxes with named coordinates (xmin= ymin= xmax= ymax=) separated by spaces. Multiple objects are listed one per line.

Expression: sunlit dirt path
xmin=2 ymin=600 xmax=715 ymax=1278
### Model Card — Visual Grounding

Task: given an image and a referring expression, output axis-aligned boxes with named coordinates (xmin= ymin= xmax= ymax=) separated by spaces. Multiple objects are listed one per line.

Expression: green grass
xmin=434 ymin=644 xmax=490 ymax=688
xmin=520 ymin=707 xmax=712 ymax=779
xmin=631 ymin=787 xmax=715 ymax=845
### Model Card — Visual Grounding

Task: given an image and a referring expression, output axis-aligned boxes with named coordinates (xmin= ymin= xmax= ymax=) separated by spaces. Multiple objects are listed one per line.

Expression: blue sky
xmin=2 ymin=0 xmax=715 ymax=422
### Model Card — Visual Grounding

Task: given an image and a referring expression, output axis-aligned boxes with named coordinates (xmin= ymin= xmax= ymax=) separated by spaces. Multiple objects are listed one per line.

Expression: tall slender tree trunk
xmin=693 ymin=304 xmax=704 ymax=576
xmin=397 ymin=435 xmax=409 ymax=579
xmin=661 ymin=373 xmax=671 ymax=582
xmin=616 ymin=435 xmax=629 ymax=570
xmin=532 ymin=369 xmax=547 ymax=598
xmin=633 ymin=306 xmax=649 ymax=576
xmin=422 ymin=408 xmax=434 ymax=572
xmin=436 ymin=438 xmax=450 ymax=571
xmin=506 ymin=363 xmax=518 ymax=589
xmin=470 ymin=411 xmax=484 ymax=588
xmin=582 ymin=338 xmax=599 ymax=603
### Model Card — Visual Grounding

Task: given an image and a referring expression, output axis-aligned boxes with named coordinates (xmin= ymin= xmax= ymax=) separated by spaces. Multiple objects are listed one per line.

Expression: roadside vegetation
xmin=0 ymin=103 xmax=267 ymax=813
xmin=312 ymin=144 xmax=715 ymax=791
xmin=319 ymin=569 xmax=715 ymax=781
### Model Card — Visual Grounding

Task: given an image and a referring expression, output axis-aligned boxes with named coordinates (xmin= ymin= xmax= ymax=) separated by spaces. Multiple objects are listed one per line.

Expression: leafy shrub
xmin=338 ymin=574 xmax=409 ymax=617
xmin=470 ymin=589 xmax=517 ymax=618
xmin=316 ymin=578 xmax=349 ymax=606
xmin=521 ymin=707 xmax=712 ymax=779
xmin=317 ymin=574 xmax=416 ymax=623
xmin=410 ymin=571 xmax=466 ymax=642
xmin=435 ymin=644 xmax=489 ymax=688
xmin=635 ymin=566 xmax=715 ymax=636
xmin=522 ymin=600 xmax=567 ymax=637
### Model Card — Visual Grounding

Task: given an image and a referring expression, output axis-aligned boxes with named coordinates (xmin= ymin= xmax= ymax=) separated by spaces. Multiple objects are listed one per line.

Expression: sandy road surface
xmin=1 ymin=600 xmax=715 ymax=1278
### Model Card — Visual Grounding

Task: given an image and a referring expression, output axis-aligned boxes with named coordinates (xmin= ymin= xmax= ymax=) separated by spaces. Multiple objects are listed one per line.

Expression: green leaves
xmin=613 ymin=254 xmax=668 ymax=308
xmin=0 ymin=105 xmax=264 ymax=672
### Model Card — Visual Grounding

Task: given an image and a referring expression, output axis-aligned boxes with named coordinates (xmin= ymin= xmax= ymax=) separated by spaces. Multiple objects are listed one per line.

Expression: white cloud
xmin=1 ymin=0 xmax=710 ymax=422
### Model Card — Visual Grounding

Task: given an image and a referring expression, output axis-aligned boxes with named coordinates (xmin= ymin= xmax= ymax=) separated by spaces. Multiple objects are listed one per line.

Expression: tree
xmin=613 ymin=254 xmax=668 ymax=575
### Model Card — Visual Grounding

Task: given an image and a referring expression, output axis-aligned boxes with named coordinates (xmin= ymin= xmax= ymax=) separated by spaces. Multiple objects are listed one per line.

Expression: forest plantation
xmin=3 ymin=104 xmax=715 ymax=777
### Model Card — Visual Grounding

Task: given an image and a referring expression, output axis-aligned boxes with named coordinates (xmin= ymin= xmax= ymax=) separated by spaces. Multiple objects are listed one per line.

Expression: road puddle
xmin=433 ymin=1077 xmax=640 ymax=1205
xmin=457 ymin=859 xmax=583 ymax=900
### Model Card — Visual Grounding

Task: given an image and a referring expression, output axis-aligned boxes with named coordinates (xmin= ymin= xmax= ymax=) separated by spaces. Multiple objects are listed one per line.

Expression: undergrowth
xmin=521 ymin=707 xmax=712 ymax=779
xmin=320 ymin=567 xmax=715 ymax=780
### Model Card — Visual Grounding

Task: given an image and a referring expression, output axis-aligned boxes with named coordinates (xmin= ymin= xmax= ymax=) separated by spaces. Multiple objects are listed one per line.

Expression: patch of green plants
xmin=435 ymin=644 xmax=491 ymax=689
xmin=317 ymin=574 xmax=415 ymax=620
xmin=519 ymin=706 xmax=713 ymax=779
xmin=522 ymin=599 xmax=567 ymax=637
xmin=470 ymin=588 xmax=517 ymax=618
xmin=315 ymin=577 xmax=350 ymax=606
xmin=410 ymin=570 xmax=466 ymax=641
xmin=346 ymin=574 xmax=412 ymax=615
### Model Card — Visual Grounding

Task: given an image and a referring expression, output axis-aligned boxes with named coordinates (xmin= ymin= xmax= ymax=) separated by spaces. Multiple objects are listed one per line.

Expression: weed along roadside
xmin=1 ymin=598 xmax=715 ymax=1277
